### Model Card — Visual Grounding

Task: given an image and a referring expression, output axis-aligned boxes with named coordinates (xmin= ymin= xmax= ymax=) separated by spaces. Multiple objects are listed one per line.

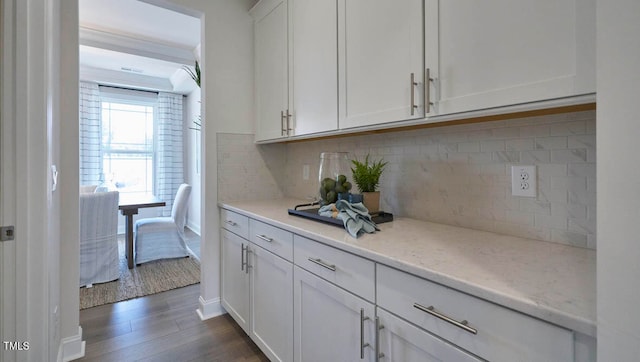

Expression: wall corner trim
xmin=59 ymin=326 xmax=86 ymax=362
xmin=196 ymin=296 xmax=225 ymax=320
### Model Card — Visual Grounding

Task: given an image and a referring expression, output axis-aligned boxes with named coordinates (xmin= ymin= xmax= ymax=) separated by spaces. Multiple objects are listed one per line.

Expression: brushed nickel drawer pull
xmin=410 ymin=73 xmax=418 ymax=115
xmin=281 ymin=110 xmax=287 ymax=136
xmin=286 ymin=109 xmax=292 ymax=134
xmin=360 ymin=308 xmax=370 ymax=359
xmin=413 ymin=303 xmax=477 ymax=335
xmin=425 ymin=68 xmax=434 ymax=114
xmin=307 ymin=257 xmax=336 ymax=272
xmin=376 ymin=316 xmax=385 ymax=360
xmin=256 ymin=234 xmax=273 ymax=243
xmin=241 ymin=243 xmax=247 ymax=271
xmin=225 ymin=220 xmax=237 ymax=226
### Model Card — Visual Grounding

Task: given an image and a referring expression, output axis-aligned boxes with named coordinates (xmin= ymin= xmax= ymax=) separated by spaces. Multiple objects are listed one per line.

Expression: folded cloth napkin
xmin=318 ymin=200 xmax=379 ymax=238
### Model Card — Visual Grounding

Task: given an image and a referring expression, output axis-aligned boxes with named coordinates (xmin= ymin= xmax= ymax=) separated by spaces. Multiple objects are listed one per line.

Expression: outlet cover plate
xmin=511 ymin=165 xmax=536 ymax=197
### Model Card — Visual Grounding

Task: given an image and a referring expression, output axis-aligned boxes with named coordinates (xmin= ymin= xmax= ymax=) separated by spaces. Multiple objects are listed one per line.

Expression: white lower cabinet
xmin=294 ymin=266 xmax=376 ymax=362
xmin=250 ymin=244 xmax=293 ymax=362
xmin=221 ymin=208 xmax=591 ymax=361
xmin=220 ymin=229 xmax=250 ymax=331
xmin=221 ymin=211 xmax=293 ymax=362
xmin=376 ymin=308 xmax=481 ymax=362
xmin=377 ymin=264 xmax=574 ymax=361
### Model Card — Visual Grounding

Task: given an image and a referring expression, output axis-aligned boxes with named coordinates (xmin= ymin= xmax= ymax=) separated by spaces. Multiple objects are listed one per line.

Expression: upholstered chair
xmin=79 ymin=190 xmax=120 ymax=287
xmin=134 ymin=184 xmax=192 ymax=265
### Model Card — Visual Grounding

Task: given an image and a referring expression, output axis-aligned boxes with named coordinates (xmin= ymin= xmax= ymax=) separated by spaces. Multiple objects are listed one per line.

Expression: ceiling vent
xmin=120 ymin=67 xmax=144 ymax=74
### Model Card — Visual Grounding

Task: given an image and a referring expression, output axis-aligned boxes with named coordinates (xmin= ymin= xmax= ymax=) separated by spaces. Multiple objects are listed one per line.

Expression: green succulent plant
xmin=350 ymin=154 xmax=387 ymax=193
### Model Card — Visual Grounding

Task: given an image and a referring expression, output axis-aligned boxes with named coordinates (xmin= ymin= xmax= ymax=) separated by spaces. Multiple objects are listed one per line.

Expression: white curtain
xmin=156 ymin=92 xmax=184 ymax=216
xmin=79 ymin=82 xmax=102 ymax=186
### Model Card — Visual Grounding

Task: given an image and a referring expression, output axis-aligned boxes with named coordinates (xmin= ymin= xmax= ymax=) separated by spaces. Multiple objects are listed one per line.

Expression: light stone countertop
xmin=220 ymin=198 xmax=596 ymax=337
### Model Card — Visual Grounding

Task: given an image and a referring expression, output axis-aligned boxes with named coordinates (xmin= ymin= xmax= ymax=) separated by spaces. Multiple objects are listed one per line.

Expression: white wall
xmin=149 ymin=0 xmax=256 ymax=319
xmin=59 ymin=1 xmax=85 ymax=360
xmin=596 ymin=0 xmax=640 ymax=359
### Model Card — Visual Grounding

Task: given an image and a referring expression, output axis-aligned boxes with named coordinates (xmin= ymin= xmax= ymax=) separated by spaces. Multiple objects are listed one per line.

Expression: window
xmin=101 ymin=97 xmax=156 ymax=194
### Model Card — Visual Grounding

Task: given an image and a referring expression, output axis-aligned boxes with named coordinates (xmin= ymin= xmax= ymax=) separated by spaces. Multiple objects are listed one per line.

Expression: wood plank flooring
xmin=78 ymin=284 xmax=268 ymax=362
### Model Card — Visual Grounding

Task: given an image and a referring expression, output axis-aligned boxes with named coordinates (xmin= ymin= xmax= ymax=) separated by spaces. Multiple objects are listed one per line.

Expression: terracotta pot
xmin=362 ymin=191 xmax=380 ymax=214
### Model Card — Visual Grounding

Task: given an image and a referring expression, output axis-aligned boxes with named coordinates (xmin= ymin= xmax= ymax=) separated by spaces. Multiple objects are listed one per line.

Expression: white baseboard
xmin=58 ymin=326 xmax=85 ymax=362
xmin=186 ymin=221 xmax=201 ymax=235
xmin=196 ymin=296 xmax=225 ymax=320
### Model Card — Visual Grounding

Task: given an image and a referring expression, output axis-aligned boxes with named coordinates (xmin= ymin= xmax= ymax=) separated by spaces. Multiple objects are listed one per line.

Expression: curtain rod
xmin=98 ymin=84 xmax=187 ymax=97
xmin=98 ymin=84 xmax=159 ymax=95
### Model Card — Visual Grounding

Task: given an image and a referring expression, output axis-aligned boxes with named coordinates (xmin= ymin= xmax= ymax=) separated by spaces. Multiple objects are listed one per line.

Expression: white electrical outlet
xmin=511 ymin=165 xmax=537 ymax=197
xmin=303 ymin=164 xmax=310 ymax=180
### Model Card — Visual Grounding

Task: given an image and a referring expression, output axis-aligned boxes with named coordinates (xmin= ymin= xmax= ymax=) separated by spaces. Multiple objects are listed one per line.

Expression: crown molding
xmin=79 ymin=26 xmax=196 ymax=66
xmin=80 ymin=65 xmax=173 ymax=92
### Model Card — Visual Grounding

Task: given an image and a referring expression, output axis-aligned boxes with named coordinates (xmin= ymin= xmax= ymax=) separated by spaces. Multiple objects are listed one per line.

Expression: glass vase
xmin=318 ymin=152 xmax=352 ymax=205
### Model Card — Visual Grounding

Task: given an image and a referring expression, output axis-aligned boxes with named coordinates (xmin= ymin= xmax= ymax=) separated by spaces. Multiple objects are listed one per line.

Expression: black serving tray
xmin=287 ymin=206 xmax=393 ymax=227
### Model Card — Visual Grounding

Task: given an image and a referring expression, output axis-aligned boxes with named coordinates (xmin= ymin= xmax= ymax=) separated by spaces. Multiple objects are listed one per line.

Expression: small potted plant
xmin=351 ymin=154 xmax=387 ymax=213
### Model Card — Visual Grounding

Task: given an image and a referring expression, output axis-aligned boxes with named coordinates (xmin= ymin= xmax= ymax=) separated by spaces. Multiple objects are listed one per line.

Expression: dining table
xmin=118 ymin=193 xmax=166 ymax=269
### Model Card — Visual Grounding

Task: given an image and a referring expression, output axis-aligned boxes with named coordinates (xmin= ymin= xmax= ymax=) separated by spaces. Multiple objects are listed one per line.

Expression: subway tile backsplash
xmin=218 ymin=110 xmax=596 ymax=249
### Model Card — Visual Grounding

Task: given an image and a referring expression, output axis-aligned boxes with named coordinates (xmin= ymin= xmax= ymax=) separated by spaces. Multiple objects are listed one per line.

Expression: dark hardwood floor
xmin=78 ymin=284 xmax=268 ymax=362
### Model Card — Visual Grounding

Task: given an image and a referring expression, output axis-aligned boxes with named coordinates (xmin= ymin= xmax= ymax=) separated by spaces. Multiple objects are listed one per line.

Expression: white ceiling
xmin=79 ymin=0 xmax=201 ymax=94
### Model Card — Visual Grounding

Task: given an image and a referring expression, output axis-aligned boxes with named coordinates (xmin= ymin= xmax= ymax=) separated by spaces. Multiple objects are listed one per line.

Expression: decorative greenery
xmin=189 ymin=118 xmax=201 ymax=132
xmin=182 ymin=60 xmax=201 ymax=88
xmin=351 ymin=154 xmax=387 ymax=193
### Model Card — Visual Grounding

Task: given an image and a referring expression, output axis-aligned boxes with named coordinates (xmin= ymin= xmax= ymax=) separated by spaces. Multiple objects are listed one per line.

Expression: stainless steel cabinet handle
xmin=256 ymin=234 xmax=273 ymax=243
xmin=307 ymin=257 xmax=336 ymax=272
xmin=281 ymin=110 xmax=286 ymax=136
xmin=410 ymin=73 xmax=419 ymax=116
xmin=245 ymin=248 xmax=251 ymax=274
xmin=241 ymin=243 xmax=247 ymax=271
xmin=413 ymin=303 xmax=477 ymax=335
xmin=225 ymin=220 xmax=237 ymax=226
xmin=375 ymin=316 xmax=385 ymax=360
xmin=425 ymin=68 xmax=434 ymax=114
xmin=360 ymin=308 xmax=370 ymax=359
xmin=286 ymin=109 xmax=292 ymax=134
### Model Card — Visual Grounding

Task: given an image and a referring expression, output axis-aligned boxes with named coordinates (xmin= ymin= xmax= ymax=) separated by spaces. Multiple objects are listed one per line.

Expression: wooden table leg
xmin=122 ymin=209 xmax=138 ymax=269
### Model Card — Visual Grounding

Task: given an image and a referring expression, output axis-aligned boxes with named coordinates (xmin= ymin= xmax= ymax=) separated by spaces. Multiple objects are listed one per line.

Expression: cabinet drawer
xmin=220 ymin=209 xmax=249 ymax=239
xmin=249 ymin=219 xmax=293 ymax=262
xmin=294 ymin=235 xmax=374 ymax=302
xmin=377 ymin=265 xmax=574 ymax=362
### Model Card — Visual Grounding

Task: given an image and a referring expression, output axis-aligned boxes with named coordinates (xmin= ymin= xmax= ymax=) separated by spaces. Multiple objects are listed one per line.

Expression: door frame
xmin=1 ymin=0 xmax=18 ymax=360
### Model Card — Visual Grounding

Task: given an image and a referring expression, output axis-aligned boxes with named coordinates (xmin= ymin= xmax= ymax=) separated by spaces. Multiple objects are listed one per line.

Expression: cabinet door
xmin=377 ymin=308 xmax=481 ymax=362
xmin=290 ymin=0 xmax=338 ymax=135
xmin=254 ymin=0 xmax=289 ymax=141
xmin=339 ymin=0 xmax=424 ymax=129
xmin=294 ymin=266 xmax=376 ymax=362
xmin=250 ymin=244 xmax=294 ymax=362
xmin=220 ymin=229 xmax=250 ymax=331
xmin=433 ymin=0 xmax=596 ymax=115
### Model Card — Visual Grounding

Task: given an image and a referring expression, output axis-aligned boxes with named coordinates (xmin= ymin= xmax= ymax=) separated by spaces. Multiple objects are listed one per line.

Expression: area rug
xmin=79 ymin=237 xmax=200 ymax=309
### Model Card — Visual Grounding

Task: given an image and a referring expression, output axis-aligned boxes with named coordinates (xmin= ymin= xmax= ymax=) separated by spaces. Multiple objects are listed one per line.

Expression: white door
xmin=339 ymin=0 xmax=424 ymax=129
xmin=290 ymin=0 xmax=338 ymax=135
xmin=433 ymin=0 xmax=596 ymax=115
xmin=250 ymin=244 xmax=293 ymax=362
xmin=377 ymin=308 xmax=482 ymax=362
xmin=220 ymin=229 xmax=250 ymax=331
xmin=254 ymin=0 xmax=289 ymax=141
xmin=294 ymin=266 xmax=376 ymax=362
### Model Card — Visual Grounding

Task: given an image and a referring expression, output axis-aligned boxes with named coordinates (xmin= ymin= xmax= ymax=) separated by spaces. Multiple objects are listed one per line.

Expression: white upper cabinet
xmin=430 ymin=0 xmax=596 ymax=116
xmin=338 ymin=0 xmax=425 ymax=129
xmin=253 ymin=0 xmax=290 ymax=141
xmin=290 ymin=0 xmax=338 ymax=135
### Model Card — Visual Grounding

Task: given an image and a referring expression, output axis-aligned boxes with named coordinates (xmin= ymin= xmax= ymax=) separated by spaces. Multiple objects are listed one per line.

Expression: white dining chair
xmin=79 ymin=190 xmax=120 ymax=287
xmin=134 ymin=183 xmax=192 ymax=265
